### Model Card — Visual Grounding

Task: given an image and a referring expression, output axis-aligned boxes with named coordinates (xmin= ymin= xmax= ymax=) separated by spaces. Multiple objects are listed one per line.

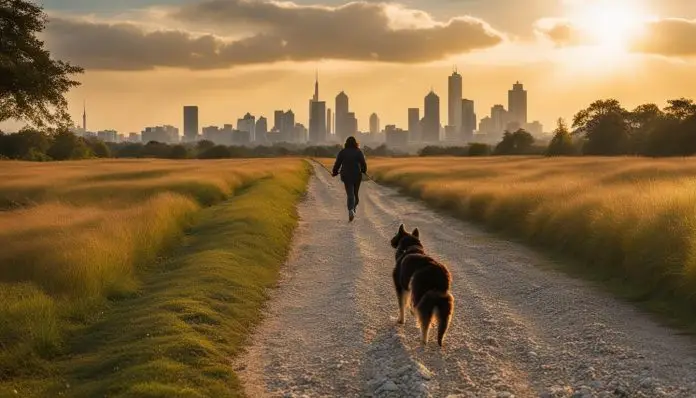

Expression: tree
xmin=0 ymin=127 xmax=50 ymax=159
xmin=47 ymin=130 xmax=92 ymax=160
xmin=168 ymin=145 xmax=189 ymax=159
xmin=1 ymin=0 xmax=83 ymax=127
xmin=198 ymin=145 xmax=231 ymax=159
xmin=494 ymin=129 xmax=535 ymax=155
xmin=467 ymin=143 xmax=491 ymax=156
xmin=573 ymin=99 xmax=631 ymax=155
xmin=664 ymin=98 xmax=696 ymax=121
xmin=546 ymin=118 xmax=577 ymax=156
xmin=629 ymin=103 xmax=664 ymax=155
xmin=87 ymin=139 xmax=111 ymax=158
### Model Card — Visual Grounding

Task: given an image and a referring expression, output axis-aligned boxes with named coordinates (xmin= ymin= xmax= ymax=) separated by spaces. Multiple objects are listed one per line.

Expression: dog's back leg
xmin=436 ymin=293 xmax=454 ymax=347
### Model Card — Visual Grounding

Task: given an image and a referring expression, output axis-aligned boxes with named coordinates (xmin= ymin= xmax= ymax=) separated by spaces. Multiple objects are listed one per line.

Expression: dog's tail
xmin=416 ymin=291 xmax=454 ymax=346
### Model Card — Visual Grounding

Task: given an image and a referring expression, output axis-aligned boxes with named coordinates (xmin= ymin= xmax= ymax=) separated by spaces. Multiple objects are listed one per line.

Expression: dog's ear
xmin=412 ymin=228 xmax=420 ymax=238
xmin=398 ymin=224 xmax=405 ymax=234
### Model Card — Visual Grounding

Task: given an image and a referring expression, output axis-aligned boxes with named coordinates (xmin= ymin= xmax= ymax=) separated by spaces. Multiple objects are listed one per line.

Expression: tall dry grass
xmin=0 ymin=159 xmax=303 ymax=381
xmin=369 ymin=157 xmax=696 ymax=324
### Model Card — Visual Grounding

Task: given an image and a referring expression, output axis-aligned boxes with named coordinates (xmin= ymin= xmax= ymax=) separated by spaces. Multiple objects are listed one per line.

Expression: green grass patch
xmin=0 ymin=159 xmax=307 ymax=396
xmin=9 ymin=163 xmax=309 ymax=397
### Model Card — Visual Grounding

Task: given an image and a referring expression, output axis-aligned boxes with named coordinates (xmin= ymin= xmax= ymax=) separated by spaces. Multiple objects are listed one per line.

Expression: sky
xmin=7 ymin=0 xmax=696 ymax=134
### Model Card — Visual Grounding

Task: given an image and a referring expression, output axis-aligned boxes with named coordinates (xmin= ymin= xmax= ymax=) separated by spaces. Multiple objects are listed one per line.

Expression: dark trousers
xmin=343 ymin=179 xmax=362 ymax=211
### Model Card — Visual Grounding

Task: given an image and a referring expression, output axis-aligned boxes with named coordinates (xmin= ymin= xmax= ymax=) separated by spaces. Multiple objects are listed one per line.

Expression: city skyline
xmin=1 ymin=0 xmax=695 ymax=134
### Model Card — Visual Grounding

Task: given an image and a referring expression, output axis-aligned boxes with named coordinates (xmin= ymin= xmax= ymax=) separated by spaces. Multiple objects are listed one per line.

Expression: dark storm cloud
xmin=45 ymin=0 xmax=504 ymax=71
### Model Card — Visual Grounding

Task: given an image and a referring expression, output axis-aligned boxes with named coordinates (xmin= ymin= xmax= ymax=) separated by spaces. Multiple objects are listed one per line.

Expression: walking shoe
xmin=353 ymin=206 xmax=357 ymax=215
xmin=349 ymin=209 xmax=355 ymax=222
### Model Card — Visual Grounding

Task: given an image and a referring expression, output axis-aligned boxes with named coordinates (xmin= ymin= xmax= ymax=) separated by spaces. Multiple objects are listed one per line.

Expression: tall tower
xmin=82 ymin=100 xmax=87 ymax=132
xmin=327 ymin=108 xmax=333 ymax=136
xmin=313 ymin=69 xmax=319 ymax=102
xmin=408 ymin=108 xmax=420 ymax=142
xmin=183 ymin=106 xmax=199 ymax=142
xmin=335 ymin=91 xmax=349 ymax=141
xmin=309 ymin=73 xmax=326 ymax=143
xmin=461 ymin=99 xmax=476 ymax=142
xmin=423 ymin=90 xmax=440 ymax=143
xmin=508 ymin=81 xmax=528 ymax=126
xmin=369 ymin=113 xmax=380 ymax=135
xmin=448 ymin=68 xmax=463 ymax=135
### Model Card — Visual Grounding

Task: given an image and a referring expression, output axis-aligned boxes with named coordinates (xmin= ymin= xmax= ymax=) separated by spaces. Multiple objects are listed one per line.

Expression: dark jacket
xmin=332 ymin=147 xmax=367 ymax=182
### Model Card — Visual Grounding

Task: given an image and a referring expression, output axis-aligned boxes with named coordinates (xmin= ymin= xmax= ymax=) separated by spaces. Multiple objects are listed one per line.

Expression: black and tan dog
xmin=390 ymin=224 xmax=454 ymax=346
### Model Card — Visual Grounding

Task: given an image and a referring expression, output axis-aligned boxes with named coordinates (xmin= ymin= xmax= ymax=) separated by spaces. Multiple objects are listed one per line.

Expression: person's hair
xmin=345 ymin=136 xmax=359 ymax=149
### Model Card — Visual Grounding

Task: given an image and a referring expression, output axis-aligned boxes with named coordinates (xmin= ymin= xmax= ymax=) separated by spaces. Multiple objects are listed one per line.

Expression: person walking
xmin=332 ymin=136 xmax=368 ymax=222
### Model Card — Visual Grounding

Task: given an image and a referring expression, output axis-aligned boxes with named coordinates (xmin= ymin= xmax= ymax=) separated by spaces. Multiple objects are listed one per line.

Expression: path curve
xmin=236 ymin=163 xmax=696 ymax=398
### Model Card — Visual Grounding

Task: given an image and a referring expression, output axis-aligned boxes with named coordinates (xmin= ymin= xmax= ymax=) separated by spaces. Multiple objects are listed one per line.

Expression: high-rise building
xmin=448 ymin=69 xmax=463 ymax=135
xmin=408 ymin=108 xmax=420 ymax=142
xmin=237 ymin=113 xmax=256 ymax=141
xmin=274 ymin=110 xmax=285 ymax=132
xmin=335 ymin=91 xmax=349 ymax=141
xmin=183 ymin=106 xmax=199 ymax=142
xmin=385 ymin=125 xmax=408 ymax=147
xmin=462 ymin=99 xmax=476 ymax=141
xmin=508 ymin=81 xmax=528 ymax=126
xmin=283 ymin=110 xmax=295 ymax=141
xmin=308 ymin=74 xmax=327 ymax=143
xmin=369 ymin=113 xmax=380 ymax=135
xmin=490 ymin=104 xmax=509 ymax=141
xmin=255 ymin=117 xmax=268 ymax=143
xmin=346 ymin=112 xmax=358 ymax=138
xmin=82 ymin=100 xmax=87 ymax=132
xmin=327 ymin=108 xmax=333 ymax=136
xmin=423 ymin=90 xmax=440 ymax=142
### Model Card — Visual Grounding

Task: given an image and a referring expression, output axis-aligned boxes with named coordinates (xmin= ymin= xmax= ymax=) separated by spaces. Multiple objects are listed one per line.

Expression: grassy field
xmin=360 ymin=156 xmax=696 ymax=330
xmin=0 ymin=159 xmax=309 ymax=396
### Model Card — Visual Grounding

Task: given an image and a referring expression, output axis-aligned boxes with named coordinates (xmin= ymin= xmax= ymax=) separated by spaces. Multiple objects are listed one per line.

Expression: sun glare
xmin=568 ymin=0 xmax=650 ymax=51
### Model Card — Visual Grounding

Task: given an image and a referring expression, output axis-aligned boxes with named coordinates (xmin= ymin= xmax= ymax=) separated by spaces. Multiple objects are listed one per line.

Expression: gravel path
xmin=236 ymin=163 xmax=696 ymax=398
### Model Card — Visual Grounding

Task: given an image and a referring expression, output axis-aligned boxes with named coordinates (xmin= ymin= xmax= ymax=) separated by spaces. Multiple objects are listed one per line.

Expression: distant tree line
xmin=3 ymin=98 xmax=696 ymax=161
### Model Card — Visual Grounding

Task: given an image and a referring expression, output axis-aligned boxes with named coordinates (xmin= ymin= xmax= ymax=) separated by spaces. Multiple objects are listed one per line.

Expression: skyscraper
xmin=508 ymin=81 xmax=528 ymax=126
xmin=282 ymin=110 xmax=295 ymax=142
xmin=274 ymin=110 xmax=285 ymax=132
xmin=491 ymin=104 xmax=509 ymax=141
xmin=255 ymin=117 xmax=268 ymax=143
xmin=408 ymin=108 xmax=420 ymax=142
xmin=327 ymin=108 xmax=332 ymax=136
xmin=448 ymin=69 xmax=463 ymax=135
xmin=308 ymin=72 xmax=327 ymax=143
xmin=335 ymin=91 xmax=349 ymax=141
xmin=462 ymin=99 xmax=476 ymax=141
xmin=82 ymin=100 xmax=87 ymax=132
xmin=237 ymin=113 xmax=256 ymax=141
xmin=369 ymin=113 xmax=380 ymax=135
xmin=183 ymin=106 xmax=199 ymax=142
xmin=423 ymin=90 xmax=440 ymax=142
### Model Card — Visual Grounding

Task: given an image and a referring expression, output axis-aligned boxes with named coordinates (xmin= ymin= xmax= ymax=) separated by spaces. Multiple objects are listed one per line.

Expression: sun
xmin=568 ymin=0 xmax=650 ymax=51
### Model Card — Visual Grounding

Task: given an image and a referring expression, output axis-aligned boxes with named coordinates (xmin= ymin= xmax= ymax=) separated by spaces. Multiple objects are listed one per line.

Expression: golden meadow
xmin=0 ymin=159 xmax=305 ymax=386
xmin=367 ymin=157 xmax=696 ymax=324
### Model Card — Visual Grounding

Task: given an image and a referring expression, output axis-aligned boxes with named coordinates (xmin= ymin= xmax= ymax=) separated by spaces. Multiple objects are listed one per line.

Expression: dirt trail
xmin=236 ymin=163 xmax=696 ymax=398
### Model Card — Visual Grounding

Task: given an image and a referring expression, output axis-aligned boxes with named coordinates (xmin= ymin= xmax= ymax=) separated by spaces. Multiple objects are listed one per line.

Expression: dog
xmin=390 ymin=224 xmax=454 ymax=346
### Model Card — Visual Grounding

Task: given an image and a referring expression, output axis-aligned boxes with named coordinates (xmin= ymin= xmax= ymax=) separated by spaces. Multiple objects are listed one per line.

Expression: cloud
xmin=44 ymin=0 xmax=504 ymax=71
xmin=631 ymin=18 xmax=696 ymax=56
xmin=534 ymin=18 xmax=588 ymax=46
xmin=535 ymin=16 xmax=696 ymax=57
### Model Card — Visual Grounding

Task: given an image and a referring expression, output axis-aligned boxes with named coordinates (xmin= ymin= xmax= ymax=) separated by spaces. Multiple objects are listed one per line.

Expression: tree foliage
xmin=546 ymin=118 xmax=577 ymax=156
xmin=0 ymin=0 xmax=83 ymax=127
xmin=494 ymin=129 xmax=535 ymax=155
